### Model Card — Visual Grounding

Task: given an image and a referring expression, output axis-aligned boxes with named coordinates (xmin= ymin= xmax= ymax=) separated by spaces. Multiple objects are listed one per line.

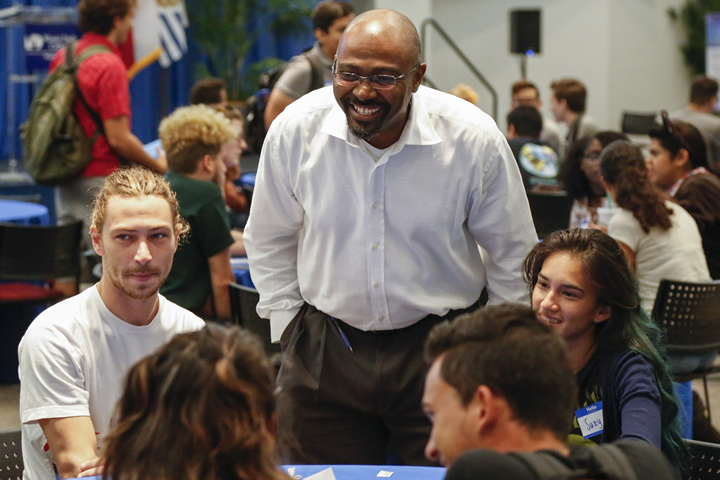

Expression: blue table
xmin=240 ymin=171 xmax=256 ymax=187
xmin=0 ymin=199 xmax=50 ymax=224
xmin=231 ymin=256 xmax=255 ymax=288
xmin=73 ymin=465 xmax=445 ymax=480
xmin=283 ymin=465 xmax=446 ymax=480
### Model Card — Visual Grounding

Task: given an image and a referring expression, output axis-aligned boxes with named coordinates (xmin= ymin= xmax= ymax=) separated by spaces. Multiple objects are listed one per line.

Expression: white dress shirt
xmin=245 ymin=85 xmax=538 ymax=341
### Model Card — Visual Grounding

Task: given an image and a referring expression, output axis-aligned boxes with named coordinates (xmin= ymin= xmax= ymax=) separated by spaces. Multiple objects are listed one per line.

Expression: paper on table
xmin=304 ymin=468 xmax=337 ymax=480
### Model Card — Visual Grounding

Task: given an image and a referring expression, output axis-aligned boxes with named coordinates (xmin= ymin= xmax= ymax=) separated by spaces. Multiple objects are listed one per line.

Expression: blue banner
xmin=24 ymin=23 xmax=79 ymax=71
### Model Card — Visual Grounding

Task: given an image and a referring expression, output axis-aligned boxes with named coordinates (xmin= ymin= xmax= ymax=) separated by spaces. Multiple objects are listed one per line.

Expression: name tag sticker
xmin=576 ymin=401 xmax=603 ymax=439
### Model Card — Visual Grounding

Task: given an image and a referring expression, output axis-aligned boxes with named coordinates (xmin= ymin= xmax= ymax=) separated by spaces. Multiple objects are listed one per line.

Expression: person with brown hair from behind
xmin=102 ymin=324 xmax=287 ymax=480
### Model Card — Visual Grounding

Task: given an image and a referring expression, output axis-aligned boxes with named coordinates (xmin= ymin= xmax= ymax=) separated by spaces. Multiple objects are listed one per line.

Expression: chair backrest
xmin=0 ymin=429 xmax=23 ymax=480
xmin=686 ymin=439 xmax=720 ymax=480
xmin=526 ymin=191 xmax=572 ymax=239
xmin=652 ymin=279 xmax=720 ymax=353
xmin=0 ymin=194 xmax=42 ymax=205
xmin=0 ymin=221 xmax=83 ymax=284
xmin=228 ymin=282 xmax=280 ymax=354
xmin=621 ymin=111 xmax=657 ymax=135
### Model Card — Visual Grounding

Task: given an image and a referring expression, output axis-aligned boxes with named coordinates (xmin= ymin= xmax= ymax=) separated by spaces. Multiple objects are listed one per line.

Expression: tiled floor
xmin=3 ymin=377 xmax=720 ymax=435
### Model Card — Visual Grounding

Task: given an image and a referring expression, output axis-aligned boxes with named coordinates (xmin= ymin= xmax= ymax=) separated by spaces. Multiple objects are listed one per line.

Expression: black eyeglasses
xmin=332 ymin=58 xmax=419 ymax=90
xmin=660 ymin=110 xmax=692 ymax=152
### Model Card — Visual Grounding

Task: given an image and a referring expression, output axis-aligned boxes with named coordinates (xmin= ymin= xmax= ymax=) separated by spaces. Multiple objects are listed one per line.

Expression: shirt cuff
xmin=269 ymin=307 xmax=301 ymax=343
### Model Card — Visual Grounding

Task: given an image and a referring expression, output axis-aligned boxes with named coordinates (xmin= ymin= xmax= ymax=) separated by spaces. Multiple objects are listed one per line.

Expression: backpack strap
xmin=584 ymin=443 xmax=638 ymax=480
xmin=511 ymin=445 xmax=639 ymax=480
xmin=510 ymin=451 xmax=573 ymax=480
xmin=303 ymin=51 xmax=328 ymax=91
xmin=65 ymin=41 xmax=112 ymax=137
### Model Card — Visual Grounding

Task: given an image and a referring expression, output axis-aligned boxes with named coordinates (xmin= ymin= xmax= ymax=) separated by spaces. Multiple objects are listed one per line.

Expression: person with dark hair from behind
xmin=559 ymin=130 xmax=628 ymax=228
xmin=550 ymin=78 xmax=600 ymax=154
xmin=523 ymin=229 xmax=688 ymax=470
xmin=670 ymin=75 xmax=720 ymax=172
xmin=190 ymin=77 xmax=229 ymax=113
xmin=511 ymin=80 xmax=562 ymax=153
xmin=264 ymin=0 xmax=355 ymax=128
xmin=102 ymin=323 xmax=288 ymax=480
xmin=506 ymin=106 xmax=560 ymax=191
xmin=422 ymin=303 xmax=679 ymax=479
xmin=600 ymin=140 xmax=710 ymax=311
xmin=648 ymin=113 xmax=720 ymax=279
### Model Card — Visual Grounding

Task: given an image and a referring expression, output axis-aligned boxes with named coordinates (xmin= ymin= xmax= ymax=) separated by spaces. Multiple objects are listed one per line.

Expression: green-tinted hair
xmin=523 ymin=228 xmax=689 ymax=469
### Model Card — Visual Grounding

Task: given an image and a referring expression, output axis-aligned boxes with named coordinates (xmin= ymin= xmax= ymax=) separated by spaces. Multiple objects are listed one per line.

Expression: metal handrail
xmin=420 ymin=18 xmax=498 ymax=120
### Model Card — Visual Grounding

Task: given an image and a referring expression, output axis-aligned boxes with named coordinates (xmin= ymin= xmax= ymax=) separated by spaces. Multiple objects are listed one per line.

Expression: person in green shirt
xmin=159 ymin=105 xmax=239 ymax=319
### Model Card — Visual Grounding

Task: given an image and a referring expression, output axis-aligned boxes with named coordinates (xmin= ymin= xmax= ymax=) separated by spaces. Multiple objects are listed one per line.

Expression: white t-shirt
xmin=609 ymin=201 xmax=711 ymax=312
xmin=18 ymin=286 xmax=204 ymax=480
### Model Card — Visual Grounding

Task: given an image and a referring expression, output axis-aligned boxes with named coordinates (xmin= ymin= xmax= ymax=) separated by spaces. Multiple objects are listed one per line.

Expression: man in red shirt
xmin=50 ymin=0 xmax=166 ymax=293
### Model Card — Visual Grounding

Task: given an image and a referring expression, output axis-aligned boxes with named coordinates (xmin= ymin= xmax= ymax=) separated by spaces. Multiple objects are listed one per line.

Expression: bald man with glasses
xmin=245 ymin=8 xmax=536 ymax=465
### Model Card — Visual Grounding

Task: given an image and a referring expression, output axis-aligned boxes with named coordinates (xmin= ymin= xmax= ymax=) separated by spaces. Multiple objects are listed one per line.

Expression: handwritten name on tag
xmin=575 ymin=401 xmax=603 ymax=439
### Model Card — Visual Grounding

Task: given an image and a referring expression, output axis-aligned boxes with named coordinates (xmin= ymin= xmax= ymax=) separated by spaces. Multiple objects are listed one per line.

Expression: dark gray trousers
xmin=276 ymin=302 xmax=478 ymax=465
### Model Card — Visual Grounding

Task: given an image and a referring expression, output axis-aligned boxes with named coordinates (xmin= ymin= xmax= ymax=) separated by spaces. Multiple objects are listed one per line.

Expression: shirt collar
xmin=322 ymin=87 xmax=443 ymax=149
xmin=82 ymin=32 xmax=122 ymax=56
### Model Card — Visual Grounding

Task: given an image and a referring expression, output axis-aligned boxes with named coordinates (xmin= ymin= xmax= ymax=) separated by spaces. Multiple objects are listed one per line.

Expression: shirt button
xmin=372 ymin=281 xmax=379 ymax=287
xmin=371 ymin=243 xmax=378 ymax=250
xmin=372 ymin=202 xmax=379 ymax=209
xmin=378 ymin=315 xmax=385 ymax=321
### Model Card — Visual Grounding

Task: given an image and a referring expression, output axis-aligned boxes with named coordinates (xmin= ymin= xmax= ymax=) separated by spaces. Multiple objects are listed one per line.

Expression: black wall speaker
xmin=510 ymin=9 xmax=541 ymax=55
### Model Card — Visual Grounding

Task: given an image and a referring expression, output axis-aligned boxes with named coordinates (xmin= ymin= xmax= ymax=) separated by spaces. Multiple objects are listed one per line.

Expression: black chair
xmin=0 ymin=221 xmax=84 ymax=305
xmin=526 ymin=191 xmax=572 ymax=239
xmin=0 ymin=194 xmax=42 ymax=204
xmin=228 ymin=282 xmax=280 ymax=355
xmin=686 ymin=439 xmax=720 ymax=480
xmin=652 ymin=279 xmax=720 ymax=422
xmin=0 ymin=429 xmax=22 ymax=480
xmin=621 ymin=111 xmax=658 ymax=135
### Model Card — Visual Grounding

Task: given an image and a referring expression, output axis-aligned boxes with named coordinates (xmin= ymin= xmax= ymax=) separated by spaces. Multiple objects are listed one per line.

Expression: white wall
xmin=373 ymin=0 xmax=691 ymax=133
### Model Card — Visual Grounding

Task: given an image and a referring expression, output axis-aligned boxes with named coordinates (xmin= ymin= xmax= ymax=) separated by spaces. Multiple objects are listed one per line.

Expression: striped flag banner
xmin=120 ymin=0 xmax=188 ymax=79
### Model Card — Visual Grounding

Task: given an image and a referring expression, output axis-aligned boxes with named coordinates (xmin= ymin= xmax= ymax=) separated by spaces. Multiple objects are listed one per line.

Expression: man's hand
xmin=38 ymin=416 xmax=98 ymax=479
xmin=78 ymin=456 xmax=105 ymax=477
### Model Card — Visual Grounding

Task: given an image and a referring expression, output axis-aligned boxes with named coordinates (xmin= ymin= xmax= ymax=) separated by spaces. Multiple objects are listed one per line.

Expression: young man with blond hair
xmin=159 ymin=105 xmax=241 ymax=320
xmin=19 ymin=168 xmax=204 ymax=480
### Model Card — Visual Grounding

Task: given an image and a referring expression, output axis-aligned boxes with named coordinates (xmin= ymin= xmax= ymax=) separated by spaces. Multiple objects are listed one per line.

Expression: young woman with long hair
xmin=523 ymin=228 xmax=687 ymax=468
xmin=599 ymin=140 xmax=710 ymax=311
xmin=101 ymin=324 xmax=288 ymax=480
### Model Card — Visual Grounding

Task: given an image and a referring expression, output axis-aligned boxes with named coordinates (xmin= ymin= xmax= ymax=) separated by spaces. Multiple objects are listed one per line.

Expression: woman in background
xmin=599 ymin=140 xmax=710 ymax=311
xmin=647 ymin=113 xmax=720 ymax=279
xmin=560 ymin=131 xmax=627 ymax=228
xmin=102 ymin=324 xmax=287 ymax=480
